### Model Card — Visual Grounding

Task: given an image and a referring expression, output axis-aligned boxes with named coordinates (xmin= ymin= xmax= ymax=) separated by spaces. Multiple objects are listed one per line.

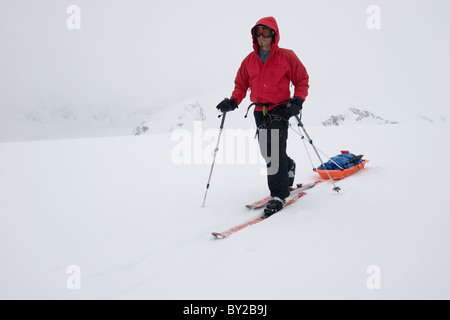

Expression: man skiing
xmin=216 ymin=16 xmax=309 ymax=217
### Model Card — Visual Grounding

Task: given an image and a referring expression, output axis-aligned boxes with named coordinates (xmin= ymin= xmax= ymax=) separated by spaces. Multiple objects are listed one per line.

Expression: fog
xmin=0 ymin=0 xmax=449 ymax=124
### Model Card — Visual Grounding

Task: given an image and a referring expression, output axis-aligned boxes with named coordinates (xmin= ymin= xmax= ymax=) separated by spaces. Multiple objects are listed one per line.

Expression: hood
xmin=251 ymin=16 xmax=280 ymax=53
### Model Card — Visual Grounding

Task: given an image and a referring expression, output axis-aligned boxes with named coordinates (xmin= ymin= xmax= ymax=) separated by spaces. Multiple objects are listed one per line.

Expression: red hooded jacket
xmin=231 ymin=17 xmax=309 ymax=112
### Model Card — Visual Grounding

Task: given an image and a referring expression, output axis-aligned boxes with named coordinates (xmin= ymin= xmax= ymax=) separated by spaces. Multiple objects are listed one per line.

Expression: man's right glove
xmin=286 ymin=97 xmax=304 ymax=118
xmin=216 ymin=98 xmax=238 ymax=113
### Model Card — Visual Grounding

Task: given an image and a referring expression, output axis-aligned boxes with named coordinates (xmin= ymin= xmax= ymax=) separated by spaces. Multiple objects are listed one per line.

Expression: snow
xmin=1 ymin=101 xmax=450 ymax=299
xmin=1 ymin=0 xmax=449 ymax=301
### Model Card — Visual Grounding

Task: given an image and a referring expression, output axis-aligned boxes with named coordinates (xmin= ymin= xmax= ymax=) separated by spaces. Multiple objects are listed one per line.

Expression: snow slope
xmin=1 ymin=111 xmax=450 ymax=299
xmin=0 ymin=104 xmax=154 ymax=143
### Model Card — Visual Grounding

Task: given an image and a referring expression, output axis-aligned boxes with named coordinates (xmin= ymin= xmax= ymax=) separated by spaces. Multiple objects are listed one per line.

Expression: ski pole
xmin=202 ymin=112 xmax=227 ymax=207
xmin=294 ymin=116 xmax=341 ymax=193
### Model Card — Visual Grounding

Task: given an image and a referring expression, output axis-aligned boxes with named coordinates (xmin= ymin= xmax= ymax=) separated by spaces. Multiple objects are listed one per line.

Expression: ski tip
xmin=212 ymin=232 xmax=226 ymax=239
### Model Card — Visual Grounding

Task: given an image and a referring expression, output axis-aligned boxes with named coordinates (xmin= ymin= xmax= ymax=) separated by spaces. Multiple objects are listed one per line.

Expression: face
xmin=253 ymin=26 xmax=274 ymax=51
xmin=257 ymin=35 xmax=273 ymax=51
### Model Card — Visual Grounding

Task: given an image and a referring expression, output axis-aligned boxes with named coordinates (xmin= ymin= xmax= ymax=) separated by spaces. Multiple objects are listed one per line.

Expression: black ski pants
xmin=254 ymin=105 xmax=291 ymax=200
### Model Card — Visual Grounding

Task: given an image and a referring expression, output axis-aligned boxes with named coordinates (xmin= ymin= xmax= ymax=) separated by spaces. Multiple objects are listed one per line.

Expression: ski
xmin=212 ymin=191 xmax=307 ymax=239
xmin=245 ymin=180 xmax=321 ymax=209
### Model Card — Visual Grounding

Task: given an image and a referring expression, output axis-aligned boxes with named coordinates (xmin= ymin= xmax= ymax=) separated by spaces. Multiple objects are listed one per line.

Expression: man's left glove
xmin=286 ymin=97 xmax=304 ymax=118
xmin=216 ymin=98 xmax=238 ymax=113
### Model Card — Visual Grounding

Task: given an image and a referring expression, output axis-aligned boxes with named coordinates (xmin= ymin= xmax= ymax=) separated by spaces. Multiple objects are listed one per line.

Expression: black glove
xmin=286 ymin=97 xmax=304 ymax=118
xmin=216 ymin=98 xmax=238 ymax=113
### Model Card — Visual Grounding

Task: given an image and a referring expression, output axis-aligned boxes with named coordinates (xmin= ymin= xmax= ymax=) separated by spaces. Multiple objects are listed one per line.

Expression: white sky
xmin=0 ymin=0 xmax=449 ymax=119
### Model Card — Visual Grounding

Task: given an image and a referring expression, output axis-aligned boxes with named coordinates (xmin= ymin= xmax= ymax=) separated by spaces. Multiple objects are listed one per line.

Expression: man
xmin=216 ymin=16 xmax=309 ymax=216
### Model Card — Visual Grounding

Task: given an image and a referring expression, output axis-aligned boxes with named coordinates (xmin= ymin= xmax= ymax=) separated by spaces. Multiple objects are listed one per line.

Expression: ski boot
xmin=263 ymin=197 xmax=286 ymax=218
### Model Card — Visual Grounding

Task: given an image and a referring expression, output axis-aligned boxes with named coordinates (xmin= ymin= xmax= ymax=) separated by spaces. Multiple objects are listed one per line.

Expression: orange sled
xmin=314 ymin=159 xmax=370 ymax=180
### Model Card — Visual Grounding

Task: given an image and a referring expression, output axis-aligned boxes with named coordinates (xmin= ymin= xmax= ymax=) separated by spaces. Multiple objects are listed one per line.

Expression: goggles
xmin=252 ymin=26 xmax=274 ymax=38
